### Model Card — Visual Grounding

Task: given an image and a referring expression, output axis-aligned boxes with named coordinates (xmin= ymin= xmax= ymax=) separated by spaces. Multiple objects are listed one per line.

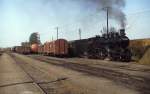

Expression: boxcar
xmin=38 ymin=45 xmax=44 ymax=54
xmin=43 ymin=39 xmax=68 ymax=56
xmin=13 ymin=46 xmax=31 ymax=54
xmin=43 ymin=42 xmax=49 ymax=55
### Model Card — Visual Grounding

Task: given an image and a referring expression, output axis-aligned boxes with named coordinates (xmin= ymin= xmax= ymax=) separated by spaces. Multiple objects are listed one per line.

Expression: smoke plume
xmin=85 ymin=0 xmax=126 ymax=28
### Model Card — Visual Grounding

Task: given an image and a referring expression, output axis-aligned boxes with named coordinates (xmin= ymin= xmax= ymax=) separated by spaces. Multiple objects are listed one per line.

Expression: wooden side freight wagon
xmin=13 ymin=46 xmax=31 ymax=54
xmin=43 ymin=39 xmax=68 ymax=56
xmin=38 ymin=45 xmax=44 ymax=54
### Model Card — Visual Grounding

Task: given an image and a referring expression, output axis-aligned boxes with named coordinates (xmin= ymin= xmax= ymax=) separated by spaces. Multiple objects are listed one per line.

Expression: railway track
xmin=29 ymin=55 xmax=150 ymax=94
xmin=9 ymin=54 xmax=48 ymax=94
xmin=0 ymin=53 xmax=45 ymax=94
xmin=9 ymin=53 xmax=101 ymax=94
xmin=9 ymin=54 xmax=71 ymax=94
xmin=31 ymin=55 xmax=150 ymax=72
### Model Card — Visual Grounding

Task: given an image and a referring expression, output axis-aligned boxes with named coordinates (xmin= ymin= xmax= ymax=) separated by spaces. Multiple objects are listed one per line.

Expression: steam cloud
xmin=85 ymin=0 xmax=126 ymax=28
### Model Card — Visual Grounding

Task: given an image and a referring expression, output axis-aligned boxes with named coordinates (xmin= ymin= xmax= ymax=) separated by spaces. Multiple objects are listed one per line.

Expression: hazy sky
xmin=0 ymin=0 xmax=150 ymax=47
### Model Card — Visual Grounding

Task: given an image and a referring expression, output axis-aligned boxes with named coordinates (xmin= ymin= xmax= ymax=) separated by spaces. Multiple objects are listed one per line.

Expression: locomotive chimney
xmin=120 ymin=29 xmax=126 ymax=36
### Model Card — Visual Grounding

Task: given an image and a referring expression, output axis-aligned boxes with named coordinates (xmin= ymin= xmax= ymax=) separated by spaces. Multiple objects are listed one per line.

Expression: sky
xmin=0 ymin=0 xmax=150 ymax=47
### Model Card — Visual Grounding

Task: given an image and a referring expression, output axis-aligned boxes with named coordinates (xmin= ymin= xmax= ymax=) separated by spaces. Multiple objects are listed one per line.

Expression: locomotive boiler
xmin=69 ymin=29 xmax=132 ymax=62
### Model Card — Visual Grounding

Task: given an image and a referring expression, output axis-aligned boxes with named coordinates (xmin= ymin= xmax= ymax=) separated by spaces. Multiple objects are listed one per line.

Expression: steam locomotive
xmin=69 ymin=29 xmax=132 ymax=62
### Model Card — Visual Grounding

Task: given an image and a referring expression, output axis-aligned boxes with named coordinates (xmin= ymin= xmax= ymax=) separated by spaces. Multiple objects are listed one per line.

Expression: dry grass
xmin=130 ymin=39 xmax=150 ymax=48
xmin=129 ymin=39 xmax=150 ymax=61
xmin=139 ymin=48 xmax=150 ymax=65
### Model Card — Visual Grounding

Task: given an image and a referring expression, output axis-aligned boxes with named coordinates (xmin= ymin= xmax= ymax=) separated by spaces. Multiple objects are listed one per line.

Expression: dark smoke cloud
xmin=84 ymin=0 xmax=126 ymax=28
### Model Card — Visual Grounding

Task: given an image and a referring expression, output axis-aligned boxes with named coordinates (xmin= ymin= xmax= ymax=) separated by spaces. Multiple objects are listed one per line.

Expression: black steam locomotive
xmin=69 ymin=29 xmax=131 ymax=62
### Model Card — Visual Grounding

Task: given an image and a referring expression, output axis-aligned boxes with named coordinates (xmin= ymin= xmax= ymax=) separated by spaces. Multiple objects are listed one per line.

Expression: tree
xmin=29 ymin=32 xmax=41 ymax=45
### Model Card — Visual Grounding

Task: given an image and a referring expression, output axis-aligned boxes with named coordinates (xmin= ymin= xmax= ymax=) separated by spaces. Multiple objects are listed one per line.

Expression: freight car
xmin=69 ymin=29 xmax=132 ymax=62
xmin=13 ymin=46 xmax=31 ymax=54
xmin=38 ymin=45 xmax=44 ymax=54
xmin=43 ymin=39 xmax=68 ymax=56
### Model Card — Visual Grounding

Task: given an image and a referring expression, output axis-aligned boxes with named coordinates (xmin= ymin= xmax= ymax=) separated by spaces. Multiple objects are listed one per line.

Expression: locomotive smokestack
xmin=120 ymin=29 xmax=126 ymax=36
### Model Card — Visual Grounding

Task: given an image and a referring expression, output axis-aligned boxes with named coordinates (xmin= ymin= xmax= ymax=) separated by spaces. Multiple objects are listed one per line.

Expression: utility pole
xmin=79 ymin=28 xmax=81 ymax=40
xmin=56 ymin=27 xmax=58 ymax=40
xmin=106 ymin=7 xmax=109 ymax=38
xmin=52 ymin=36 xmax=53 ymax=41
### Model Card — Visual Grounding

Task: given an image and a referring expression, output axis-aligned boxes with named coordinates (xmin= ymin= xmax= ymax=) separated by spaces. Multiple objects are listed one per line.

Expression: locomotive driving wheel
xmin=120 ymin=49 xmax=132 ymax=62
xmin=97 ymin=48 xmax=107 ymax=60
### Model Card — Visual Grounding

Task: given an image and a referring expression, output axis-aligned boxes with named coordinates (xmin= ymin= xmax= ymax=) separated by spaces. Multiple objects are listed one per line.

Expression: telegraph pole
xmin=55 ymin=27 xmax=60 ymax=54
xmin=79 ymin=28 xmax=81 ymax=40
xmin=106 ymin=7 xmax=109 ymax=38
xmin=56 ymin=27 xmax=58 ymax=40
xmin=52 ymin=36 xmax=53 ymax=41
